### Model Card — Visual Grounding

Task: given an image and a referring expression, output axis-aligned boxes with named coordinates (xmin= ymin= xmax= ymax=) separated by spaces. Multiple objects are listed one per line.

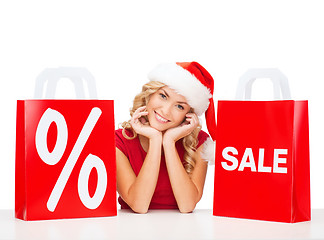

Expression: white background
xmin=0 ymin=0 xmax=323 ymax=210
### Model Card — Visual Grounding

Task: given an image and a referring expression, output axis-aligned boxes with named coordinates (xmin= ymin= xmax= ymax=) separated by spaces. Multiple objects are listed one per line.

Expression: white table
xmin=1 ymin=209 xmax=323 ymax=240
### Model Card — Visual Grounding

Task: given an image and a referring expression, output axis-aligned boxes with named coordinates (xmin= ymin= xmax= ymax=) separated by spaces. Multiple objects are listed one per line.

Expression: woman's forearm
xmin=163 ymin=141 xmax=202 ymax=213
xmin=125 ymin=136 xmax=162 ymax=213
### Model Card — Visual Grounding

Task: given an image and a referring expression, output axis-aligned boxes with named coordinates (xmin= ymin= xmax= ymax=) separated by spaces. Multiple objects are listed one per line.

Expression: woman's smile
xmin=154 ymin=111 xmax=170 ymax=123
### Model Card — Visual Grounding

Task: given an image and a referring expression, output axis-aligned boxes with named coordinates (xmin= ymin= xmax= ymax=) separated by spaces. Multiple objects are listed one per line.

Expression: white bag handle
xmin=235 ymin=68 xmax=291 ymax=100
xmin=34 ymin=67 xmax=98 ymax=99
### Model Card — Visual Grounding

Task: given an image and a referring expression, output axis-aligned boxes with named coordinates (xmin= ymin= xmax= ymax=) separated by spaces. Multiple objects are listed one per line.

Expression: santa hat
xmin=148 ymin=62 xmax=216 ymax=163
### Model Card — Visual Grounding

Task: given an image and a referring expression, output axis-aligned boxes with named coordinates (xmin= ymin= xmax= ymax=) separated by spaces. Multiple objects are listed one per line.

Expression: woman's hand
xmin=130 ymin=106 xmax=162 ymax=140
xmin=163 ymin=113 xmax=199 ymax=144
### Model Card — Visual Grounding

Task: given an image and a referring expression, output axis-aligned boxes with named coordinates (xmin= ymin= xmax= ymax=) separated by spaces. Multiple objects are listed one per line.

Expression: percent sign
xmin=35 ymin=107 xmax=107 ymax=212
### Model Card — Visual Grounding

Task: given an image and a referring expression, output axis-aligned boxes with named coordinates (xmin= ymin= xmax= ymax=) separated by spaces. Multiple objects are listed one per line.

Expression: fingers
xmin=133 ymin=106 xmax=147 ymax=118
xmin=129 ymin=106 xmax=162 ymax=139
xmin=133 ymin=111 xmax=148 ymax=122
xmin=131 ymin=106 xmax=148 ymax=123
xmin=184 ymin=113 xmax=199 ymax=128
xmin=130 ymin=106 xmax=150 ymax=134
xmin=134 ymin=106 xmax=146 ymax=114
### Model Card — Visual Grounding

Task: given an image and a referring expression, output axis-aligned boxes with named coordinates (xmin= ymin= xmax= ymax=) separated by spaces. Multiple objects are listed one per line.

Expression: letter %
xmin=35 ymin=107 xmax=105 ymax=212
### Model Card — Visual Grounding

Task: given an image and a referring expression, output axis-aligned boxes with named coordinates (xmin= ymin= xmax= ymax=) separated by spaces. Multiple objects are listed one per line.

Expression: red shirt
xmin=115 ymin=128 xmax=209 ymax=210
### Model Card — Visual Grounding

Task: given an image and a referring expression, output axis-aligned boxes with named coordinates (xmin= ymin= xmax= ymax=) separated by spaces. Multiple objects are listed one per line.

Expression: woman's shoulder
xmin=115 ymin=128 xmax=135 ymax=140
xmin=198 ymin=129 xmax=209 ymax=141
xmin=115 ymin=128 xmax=136 ymax=149
xmin=115 ymin=128 xmax=140 ymax=158
xmin=115 ymin=128 xmax=123 ymax=135
xmin=197 ymin=130 xmax=210 ymax=149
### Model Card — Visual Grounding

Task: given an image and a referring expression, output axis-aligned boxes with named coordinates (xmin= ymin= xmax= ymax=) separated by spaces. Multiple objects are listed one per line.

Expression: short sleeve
xmin=115 ymin=129 xmax=128 ymax=158
xmin=196 ymin=130 xmax=210 ymax=149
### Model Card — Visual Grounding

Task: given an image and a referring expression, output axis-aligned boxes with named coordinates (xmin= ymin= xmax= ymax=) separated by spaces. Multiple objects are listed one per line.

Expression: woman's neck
xmin=138 ymin=134 xmax=164 ymax=155
xmin=138 ymin=134 xmax=149 ymax=152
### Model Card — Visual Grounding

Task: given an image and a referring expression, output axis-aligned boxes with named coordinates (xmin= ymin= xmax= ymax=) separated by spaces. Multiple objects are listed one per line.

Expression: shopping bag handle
xmin=235 ymin=68 xmax=291 ymax=100
xmin=34 ymin=67 xmax=98 ymax=99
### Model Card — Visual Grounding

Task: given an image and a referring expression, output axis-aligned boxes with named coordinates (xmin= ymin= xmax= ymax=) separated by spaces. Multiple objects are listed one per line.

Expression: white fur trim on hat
xmin=148 ymin=63 xmax=212 ymax=116
xmin=201 ymin=137 xmax=215 ymax=164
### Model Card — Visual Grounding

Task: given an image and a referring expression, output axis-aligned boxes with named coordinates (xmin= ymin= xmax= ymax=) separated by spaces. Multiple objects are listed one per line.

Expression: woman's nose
xmin=161 ymin=103 xmax=172 ymax=118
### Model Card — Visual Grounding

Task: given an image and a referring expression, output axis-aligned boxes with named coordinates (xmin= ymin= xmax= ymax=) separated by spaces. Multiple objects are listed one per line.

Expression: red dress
xmin=115 ymin=128 xmax=209 ymax=210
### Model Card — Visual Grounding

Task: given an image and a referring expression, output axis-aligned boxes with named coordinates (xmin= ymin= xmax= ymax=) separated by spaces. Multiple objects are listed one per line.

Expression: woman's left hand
xmin=163 ymin=113 xmax=199 ymax=143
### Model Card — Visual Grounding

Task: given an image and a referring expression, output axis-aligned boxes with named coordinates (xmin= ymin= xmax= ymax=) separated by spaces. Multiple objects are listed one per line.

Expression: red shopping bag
xmin=213 ymin=69 xmax=310 ymax=223
xmin=15 ymin=68 xmax=116 ymax=220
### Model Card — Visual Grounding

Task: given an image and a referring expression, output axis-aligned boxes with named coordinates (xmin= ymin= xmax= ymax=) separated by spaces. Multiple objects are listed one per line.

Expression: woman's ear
xmin=145 ymin=96 xmax=150 ymax=105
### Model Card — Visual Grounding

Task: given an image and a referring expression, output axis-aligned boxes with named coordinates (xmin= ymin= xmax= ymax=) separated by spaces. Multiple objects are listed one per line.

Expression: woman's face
xmin=146 ymin=86 xmax=191 ymax=132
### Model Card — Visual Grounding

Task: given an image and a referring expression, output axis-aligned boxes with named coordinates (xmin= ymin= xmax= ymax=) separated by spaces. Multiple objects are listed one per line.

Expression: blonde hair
xmin=120 ymin=81 xmax=201 ymax=174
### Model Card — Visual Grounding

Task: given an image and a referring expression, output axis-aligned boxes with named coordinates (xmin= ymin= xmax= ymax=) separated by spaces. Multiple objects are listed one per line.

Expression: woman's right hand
xmin=130 ymin=106 xmax=162 ymax=140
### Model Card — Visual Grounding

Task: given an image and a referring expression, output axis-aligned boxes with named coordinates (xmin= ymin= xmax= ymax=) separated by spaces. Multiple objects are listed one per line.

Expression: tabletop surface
xmin=1 ymin=209 xmax=324 ymax=240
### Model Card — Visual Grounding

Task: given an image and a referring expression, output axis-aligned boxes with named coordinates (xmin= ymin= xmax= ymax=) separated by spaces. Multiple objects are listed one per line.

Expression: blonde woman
xmin=116 ymin=62 xmax=216 ymax=213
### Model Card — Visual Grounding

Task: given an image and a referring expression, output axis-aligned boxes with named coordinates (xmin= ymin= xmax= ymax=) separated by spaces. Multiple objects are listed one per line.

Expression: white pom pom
xmin=200 ymin=137 xmax=215 ymax=165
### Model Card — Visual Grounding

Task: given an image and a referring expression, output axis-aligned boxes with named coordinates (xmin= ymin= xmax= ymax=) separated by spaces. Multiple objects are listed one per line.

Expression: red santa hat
xmin=148 ymin=62 xmax=216 ymax=162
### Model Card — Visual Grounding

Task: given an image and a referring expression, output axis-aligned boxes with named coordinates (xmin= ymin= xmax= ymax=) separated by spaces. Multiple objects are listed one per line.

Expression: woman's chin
xmin=151 ymin=125 xmax=165 ymax=132
xmin=149 ymin=122 xmax=168 ymax=132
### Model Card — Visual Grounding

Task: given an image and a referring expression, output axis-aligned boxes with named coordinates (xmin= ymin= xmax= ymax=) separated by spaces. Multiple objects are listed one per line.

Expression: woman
xmin=115 ymin=62 xmax=216 ymax=213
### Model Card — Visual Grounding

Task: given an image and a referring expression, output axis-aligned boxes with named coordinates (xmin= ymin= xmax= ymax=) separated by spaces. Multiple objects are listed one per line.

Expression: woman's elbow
xmin=132 ymin=208 xmax=148 ymax=214
xmin=129 ymin=203 xmax=149 ymax=214
xmin=178 ymin=203 xmax=196 ymax=213
xmin=178 ymin=195 xmax=202 ymax=213
xmin=179 ymin=208 xmax=194 ymax=214
xmin=120 ymin=194 xmax=149 ymax=214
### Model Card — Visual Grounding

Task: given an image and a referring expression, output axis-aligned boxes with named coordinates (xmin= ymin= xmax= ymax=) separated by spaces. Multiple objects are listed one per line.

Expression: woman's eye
xmin=160 ymin=93 xmax=167 ymax=99
xmin=177 ymin=104 xmax=184 ymax=110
